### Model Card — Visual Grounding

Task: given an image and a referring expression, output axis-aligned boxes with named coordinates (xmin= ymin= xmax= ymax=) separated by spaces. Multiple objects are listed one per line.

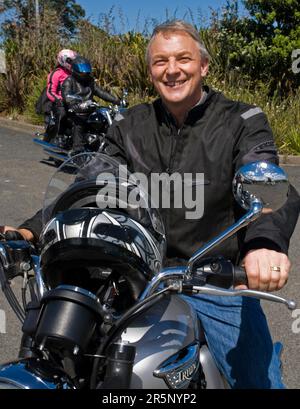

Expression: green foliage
xmin=46 ymin=0 xmax=85 ymax=35
xmin=23 ymin=75 xmax=47 ymax=125
xmin=74 ymin=21 xmax=154 ymax=99
xmin=1 ymin=0 xmax=85 ymax=35
xmin=206 ymin=0 xmax=300 ymax=94
xmin=267 ymin=90 xmax=300 ymax=155
xmin=0 ymin=75 xmax=9 ymax=111
xmin=0 ymin=8 xmax=64 ymax=110
xmin=0 ymin=3 xmax=299 ymax=154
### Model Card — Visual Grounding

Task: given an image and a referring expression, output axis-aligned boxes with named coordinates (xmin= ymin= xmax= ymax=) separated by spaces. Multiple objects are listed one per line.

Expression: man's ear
xmin=201 ymin=58 xmax=209 ymax=78
xmin=148 ymin=68 xmax=153 ymax=84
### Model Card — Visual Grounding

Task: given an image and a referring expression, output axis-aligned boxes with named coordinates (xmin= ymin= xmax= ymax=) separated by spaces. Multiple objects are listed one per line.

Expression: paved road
xmin=0 ymin=123 xmax=299 ymax=388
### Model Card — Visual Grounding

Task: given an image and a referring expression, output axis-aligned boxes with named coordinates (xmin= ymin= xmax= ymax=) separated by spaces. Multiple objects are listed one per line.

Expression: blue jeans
xmin=181 ymin=294 xmax=285 ymax=389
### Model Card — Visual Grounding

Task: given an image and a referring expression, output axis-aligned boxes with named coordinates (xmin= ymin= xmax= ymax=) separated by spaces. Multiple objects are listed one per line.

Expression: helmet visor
xmin=73 ymin=62 xmax=92 ymax=74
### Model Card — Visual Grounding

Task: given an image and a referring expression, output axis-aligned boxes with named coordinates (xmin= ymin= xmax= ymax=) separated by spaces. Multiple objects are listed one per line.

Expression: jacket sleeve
xmin=94 ymin=84 xmax=120 ymax=105
xmin=47 ymin=69 xmax=61 ymax=103
xmin=61 ymin=77 xmax=77 ymax=109
xmin=232 ymin=107 xmax=300 ymax=256
xmin=18 ymin=209 xmax=43 ymax=242
xmin=100 ymin=114 xmax=131 ymax=166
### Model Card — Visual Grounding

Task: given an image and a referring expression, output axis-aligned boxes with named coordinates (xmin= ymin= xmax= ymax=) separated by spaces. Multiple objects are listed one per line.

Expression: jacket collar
xmin=154 ymin=86 xmax=216 ymax=128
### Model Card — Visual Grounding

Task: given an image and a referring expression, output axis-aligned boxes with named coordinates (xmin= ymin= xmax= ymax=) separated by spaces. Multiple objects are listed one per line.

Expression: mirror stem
xmin=187 ymin=200 xmax=263 ymax=274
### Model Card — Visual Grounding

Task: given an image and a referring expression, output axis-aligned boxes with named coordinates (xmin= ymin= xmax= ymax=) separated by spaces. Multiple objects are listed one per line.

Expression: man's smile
xmin=164 ymin=80 xmax=187 ymax=88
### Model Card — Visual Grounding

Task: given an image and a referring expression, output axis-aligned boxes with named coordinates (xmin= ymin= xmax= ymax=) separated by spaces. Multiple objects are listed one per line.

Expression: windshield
xmin=42 ymin=152 xmax=165 ymax=238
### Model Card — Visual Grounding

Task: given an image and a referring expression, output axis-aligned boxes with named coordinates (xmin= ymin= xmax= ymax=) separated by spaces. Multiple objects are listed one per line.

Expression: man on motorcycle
xmin=1 ymin=20 xmax=299 ymax=388
xmin=61 ymin=56 xmax=120 ymax=154
xmin=43 ymin=49 xmax=78 ymax=143
xmin=78 ymin=20 xmax=300 ymax=388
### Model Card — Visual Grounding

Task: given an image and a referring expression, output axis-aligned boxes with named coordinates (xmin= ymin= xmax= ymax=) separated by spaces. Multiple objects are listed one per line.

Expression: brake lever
xmin=183 ymin=284 xmax=296 ymax=310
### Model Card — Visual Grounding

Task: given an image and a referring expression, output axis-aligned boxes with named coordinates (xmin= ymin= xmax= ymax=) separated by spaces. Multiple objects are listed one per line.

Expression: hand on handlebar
xmin=71 ymin=100 xmax=96 ymax=113
xmin=0 ymin=226 xmax=34 ymax=242
xmin=239 ymin=249 xmax=290 ymax=292
xmin=80 ymin=100 xmax=96 ymax=110
xmin=141 ymin=261 xmax=296 ymax=310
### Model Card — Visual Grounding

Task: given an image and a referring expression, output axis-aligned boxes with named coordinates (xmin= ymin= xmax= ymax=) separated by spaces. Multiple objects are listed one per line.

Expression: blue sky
xmin=76 ymin=0 xmax=245 ymax=33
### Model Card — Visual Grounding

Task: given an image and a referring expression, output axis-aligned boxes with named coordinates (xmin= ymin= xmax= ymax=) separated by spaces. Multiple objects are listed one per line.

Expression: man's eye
xmin=153 ymin=59 xmax=167 ymax=66
xmin=179 ymin=57 xmax=191 ymax=63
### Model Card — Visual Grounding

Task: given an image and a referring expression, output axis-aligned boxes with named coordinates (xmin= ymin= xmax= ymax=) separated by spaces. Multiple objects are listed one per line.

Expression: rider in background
xmin=62 ymin=56 xmax=120 ymax=154
xmin=44 ymin=49 xmax=78 ymax=144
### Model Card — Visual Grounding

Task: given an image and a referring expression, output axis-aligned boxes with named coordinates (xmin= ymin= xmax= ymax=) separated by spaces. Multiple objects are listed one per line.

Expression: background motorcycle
xmin=0 ymin=154 xmax=296 ymax=389
xmin=33 ymin=91 xmax=128 ymax=164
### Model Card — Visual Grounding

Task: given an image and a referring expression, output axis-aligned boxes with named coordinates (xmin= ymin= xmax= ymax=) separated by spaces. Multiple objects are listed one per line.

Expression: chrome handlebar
xmin=139 ymin=266 xmax=296 ymax=310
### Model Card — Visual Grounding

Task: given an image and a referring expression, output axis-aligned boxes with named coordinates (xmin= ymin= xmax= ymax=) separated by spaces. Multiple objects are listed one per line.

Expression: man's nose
xmin=166 ymin=59 xmax=180 ymax=75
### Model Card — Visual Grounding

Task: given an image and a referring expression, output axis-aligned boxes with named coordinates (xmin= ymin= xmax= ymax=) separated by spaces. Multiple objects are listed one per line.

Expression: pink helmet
xmin=57 ymin=49 xmax=78 ymax=71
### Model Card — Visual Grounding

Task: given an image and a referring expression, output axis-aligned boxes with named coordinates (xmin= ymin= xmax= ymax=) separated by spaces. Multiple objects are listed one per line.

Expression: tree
xmin=208 ymin=0 xmax=300 ymax=94
xmin=0 ymin=0 xmax=85 ymax=36
xmin=244 ymin=0 xmax=300 ymax=34
xmin=43 ymin=0 xmax=85 ymax=35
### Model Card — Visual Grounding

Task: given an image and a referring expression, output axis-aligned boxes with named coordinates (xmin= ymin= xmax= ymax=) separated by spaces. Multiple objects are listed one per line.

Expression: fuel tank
xmin=0 ymin=295 xmax=225 ymax=389
xmin=120 ymin=294 xmax=200 ymax=388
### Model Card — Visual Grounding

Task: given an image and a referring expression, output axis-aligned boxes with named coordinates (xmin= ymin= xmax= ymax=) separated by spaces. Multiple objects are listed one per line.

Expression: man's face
xmin=148 ymin=31 xmax=209 ymax=112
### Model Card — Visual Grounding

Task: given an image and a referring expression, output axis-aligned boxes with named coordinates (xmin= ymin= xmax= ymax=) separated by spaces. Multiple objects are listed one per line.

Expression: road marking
xmin=0 ymin=309 xmax=6 ymax=334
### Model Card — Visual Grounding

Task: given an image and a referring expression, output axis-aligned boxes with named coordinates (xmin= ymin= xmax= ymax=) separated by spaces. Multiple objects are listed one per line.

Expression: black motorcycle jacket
xmin=61 ymin=76 xmax=120 ymax=109
xmin=20 ymin=87 xmax=299 ymax=264
xmin=100 ymin=86 xmax=300 ymax=263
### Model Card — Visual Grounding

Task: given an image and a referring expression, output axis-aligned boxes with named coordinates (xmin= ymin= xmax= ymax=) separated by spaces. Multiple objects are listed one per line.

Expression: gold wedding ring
xmin=270 ymin=266 xmax=281 ymax=272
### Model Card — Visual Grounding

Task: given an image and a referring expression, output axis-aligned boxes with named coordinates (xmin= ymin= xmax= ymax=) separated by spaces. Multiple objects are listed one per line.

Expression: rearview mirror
xmin=187 ymin=161 xmax=289 ymax=271
xmin=233 ymin=161 xmax=289 ymax=212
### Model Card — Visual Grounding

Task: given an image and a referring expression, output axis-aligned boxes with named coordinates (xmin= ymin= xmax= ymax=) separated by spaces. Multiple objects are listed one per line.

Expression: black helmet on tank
xmin=40 ymin=153 xmax=166 ymax=300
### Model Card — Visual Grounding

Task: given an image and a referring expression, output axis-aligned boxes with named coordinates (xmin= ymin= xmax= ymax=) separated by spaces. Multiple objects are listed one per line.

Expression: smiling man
xmin=100 ymin=20 xmax=300 ymax=388
xmin=146 ymin=28 xmax=209 ymax=126
xmin=148 ymin=28 xmax=208 ymax=127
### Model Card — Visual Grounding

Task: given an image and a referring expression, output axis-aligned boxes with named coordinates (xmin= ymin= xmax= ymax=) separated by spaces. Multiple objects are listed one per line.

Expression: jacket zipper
xmin=167 ymin=127 xmax=181 ymax=173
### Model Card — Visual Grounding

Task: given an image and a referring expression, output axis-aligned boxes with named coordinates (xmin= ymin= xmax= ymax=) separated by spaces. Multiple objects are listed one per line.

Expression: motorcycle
xmin=0 ymin=153 xmax=296 ymax=389
xmin=33 ymin=90 xmax=128 ymax=165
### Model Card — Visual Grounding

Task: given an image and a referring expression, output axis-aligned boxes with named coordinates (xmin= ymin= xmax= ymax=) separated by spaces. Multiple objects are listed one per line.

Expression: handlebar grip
xmin=233 ymin=266 xmax=248 ymax=287
xmin=4 ymin=230 xmax=24 ymax=241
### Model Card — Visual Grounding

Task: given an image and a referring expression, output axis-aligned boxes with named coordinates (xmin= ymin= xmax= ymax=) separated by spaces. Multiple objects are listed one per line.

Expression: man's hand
xmin=70 ymin=100 xmax=94 ymax=113
xmin=237 ymin=248 xmax=290 ymax=292
xmin=0 ymin=226 xmax=34 ymax=242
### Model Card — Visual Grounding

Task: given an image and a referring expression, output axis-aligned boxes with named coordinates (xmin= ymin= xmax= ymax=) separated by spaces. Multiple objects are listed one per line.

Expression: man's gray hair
xmin=146 ymin=19 xmax=210 ymax=65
